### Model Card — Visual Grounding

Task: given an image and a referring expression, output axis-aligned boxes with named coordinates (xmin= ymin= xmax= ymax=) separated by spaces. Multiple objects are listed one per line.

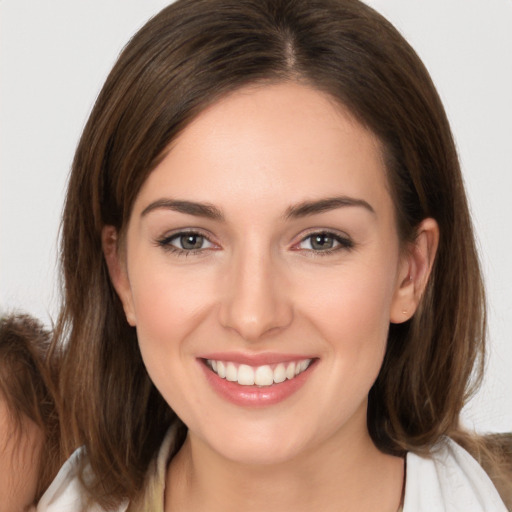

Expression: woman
xmin=0 ymin=314 xmax=61 ymax=512
xmin=38 ymin=0 xmax=510 ymax=510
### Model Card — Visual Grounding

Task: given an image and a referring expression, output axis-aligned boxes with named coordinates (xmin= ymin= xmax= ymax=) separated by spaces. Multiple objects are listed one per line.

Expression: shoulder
xmin=36 ymin=425 xmax=180 ymax=512
xmin=404 ymin=437 xmax=508 ymax=512
xmin=36 ymin=447 xmax=128 ymax=512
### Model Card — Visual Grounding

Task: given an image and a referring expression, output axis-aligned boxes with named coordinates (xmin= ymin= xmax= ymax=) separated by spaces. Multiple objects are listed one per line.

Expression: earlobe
xmin=102 ymin=226 xmax=137 ymax=326
xmin=390 ymin=218 xmax=439 ymax=324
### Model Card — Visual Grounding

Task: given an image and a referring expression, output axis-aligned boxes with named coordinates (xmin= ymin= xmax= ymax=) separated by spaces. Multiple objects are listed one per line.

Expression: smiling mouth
xmin=204 ymin=358 xmax=313 ymax=387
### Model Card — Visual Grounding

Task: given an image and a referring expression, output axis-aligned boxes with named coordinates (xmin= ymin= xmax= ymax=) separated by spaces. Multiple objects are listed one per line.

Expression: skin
xmin=0 ymin=395 xmax=42 ymax=512
xmin=104 ymin=82 xmax=438 ymax=512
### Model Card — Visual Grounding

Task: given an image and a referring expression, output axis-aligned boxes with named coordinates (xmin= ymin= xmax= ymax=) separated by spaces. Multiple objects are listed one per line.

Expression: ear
xmin=390 ymin=218 xmax=439 ymax=324
xmin=102 ymin=226 xmax=137 ymax=326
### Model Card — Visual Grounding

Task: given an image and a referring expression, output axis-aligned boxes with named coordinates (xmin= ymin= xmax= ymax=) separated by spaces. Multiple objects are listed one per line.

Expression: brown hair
xmin=453 ymin=432 xmax=512 ymax=508
xmin=55 ymin=0 xmax=490 ymax=506
xmin=0 ymin=313 xmax=61 ymax=502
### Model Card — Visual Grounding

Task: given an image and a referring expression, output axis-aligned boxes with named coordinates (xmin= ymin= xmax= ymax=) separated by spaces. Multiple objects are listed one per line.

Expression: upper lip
xmin=198 ymin=352 xmax=316 ymax=366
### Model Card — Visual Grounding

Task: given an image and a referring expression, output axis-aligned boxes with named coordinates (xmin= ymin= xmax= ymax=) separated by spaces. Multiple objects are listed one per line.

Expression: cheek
xmin=295 ymin=256 xmax=398 ymax=393
xmin=291 ymin=263 xmax=397 ymax=430
xmin=128 ymin=263 xmax=218 ymax=392
xmin=302 ymin=261 xmax=396 ymax=340
xmin=131 ymin=263 xmax=213 ymax=336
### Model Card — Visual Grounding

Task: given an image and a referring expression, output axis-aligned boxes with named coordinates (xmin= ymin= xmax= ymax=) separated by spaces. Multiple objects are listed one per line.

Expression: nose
xmin=218 ymin=247 xmax=293 ymax=342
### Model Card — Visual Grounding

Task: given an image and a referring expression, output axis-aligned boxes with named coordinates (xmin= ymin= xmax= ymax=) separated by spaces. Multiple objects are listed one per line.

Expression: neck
xmin=165 ymin=408 xmax=404 ymax=512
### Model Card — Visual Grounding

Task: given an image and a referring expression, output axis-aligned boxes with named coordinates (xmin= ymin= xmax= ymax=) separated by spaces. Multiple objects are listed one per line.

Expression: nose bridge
xmin=219 ymin=239 xmax=292 ymax=341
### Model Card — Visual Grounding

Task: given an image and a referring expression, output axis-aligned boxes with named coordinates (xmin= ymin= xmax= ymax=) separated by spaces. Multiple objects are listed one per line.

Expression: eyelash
xmin=155 ymin=230 xmax=354 ymax=257
xmin=292 ymin=231 xmax=354 ymax=256
xmin=155 ymin=230 xmax=216 ymax=257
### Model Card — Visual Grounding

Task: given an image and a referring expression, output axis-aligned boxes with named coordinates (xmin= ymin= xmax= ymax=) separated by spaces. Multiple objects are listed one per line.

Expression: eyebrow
xmin=141 ymin=199 xmax=224 ymax=221
xmin=140 ymin=195 xmax=375 ymax=221
xmin=284 ymin=196 xmax=375 ymax=219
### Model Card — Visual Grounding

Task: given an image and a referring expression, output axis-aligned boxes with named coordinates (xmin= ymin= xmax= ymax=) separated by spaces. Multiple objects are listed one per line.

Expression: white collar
xmin=403 ymin=437 xmax=507 ymax=511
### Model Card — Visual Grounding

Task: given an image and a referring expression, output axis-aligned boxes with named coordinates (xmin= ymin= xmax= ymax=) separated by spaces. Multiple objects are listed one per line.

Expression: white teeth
xmin=217 ymin=361 xmax=226 ymax=378
xmin=226 ymin=362 xmax=238 ymax=382
xmin=238 ymin=364 xmax=255 ymax=385
xmin=207 ymin=358 xmax=312 ymax=386
xmin=254 ymin=365 xmax=274 ymax=386
xmin=273 ymin=363 xmax=286 ymax=383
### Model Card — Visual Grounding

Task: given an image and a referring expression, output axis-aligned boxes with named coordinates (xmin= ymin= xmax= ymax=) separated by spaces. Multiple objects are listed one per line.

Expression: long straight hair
xmin=54 ymin=0 xmax=486 ymax=506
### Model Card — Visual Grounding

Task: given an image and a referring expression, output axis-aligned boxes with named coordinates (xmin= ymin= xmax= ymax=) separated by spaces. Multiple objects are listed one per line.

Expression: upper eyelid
xmin=155 ymin=227 xmax=352 ymax=247
xmin=292 ymin=228 xmax=352 ymax=243
xmin=288 ymin=232 xmax=354 ymax=255
xmin=155 ymin=229 xmax=220 ymax=254
xmin=156 ymin=230 xmax=219 ymax=256
xmin=158 ymin=227 xmax=215 ymax=241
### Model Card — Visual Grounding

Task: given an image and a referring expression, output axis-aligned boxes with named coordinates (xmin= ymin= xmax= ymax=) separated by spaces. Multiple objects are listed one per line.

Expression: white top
xmin=37 ymin=434 xmax=508 ymax=512
xmin=404 ymin=439 xmax=508 ymax=511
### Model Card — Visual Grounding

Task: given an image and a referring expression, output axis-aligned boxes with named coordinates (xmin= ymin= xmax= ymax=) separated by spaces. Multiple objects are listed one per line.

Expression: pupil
xmin=312 ymin=234 xmax=333 ymax=250
xmin=181 ymin=234 xmax=203 ymax=250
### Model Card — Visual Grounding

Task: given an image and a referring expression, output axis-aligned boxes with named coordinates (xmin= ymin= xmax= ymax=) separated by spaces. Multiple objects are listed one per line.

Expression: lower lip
xmin=199 ymin=360 xmax=316 ymax=407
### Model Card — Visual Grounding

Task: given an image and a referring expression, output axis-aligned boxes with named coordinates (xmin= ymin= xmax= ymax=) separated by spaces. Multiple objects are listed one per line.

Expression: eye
xmin=157 ymin=231 xmax=216 ymax=254
xmin=295 ymin=231 xmax=353 ymax=253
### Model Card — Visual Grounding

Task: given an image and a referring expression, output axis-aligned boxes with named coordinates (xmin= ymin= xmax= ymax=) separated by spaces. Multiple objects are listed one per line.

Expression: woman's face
xmin=108 ymin=82 xmax=416 ymax=464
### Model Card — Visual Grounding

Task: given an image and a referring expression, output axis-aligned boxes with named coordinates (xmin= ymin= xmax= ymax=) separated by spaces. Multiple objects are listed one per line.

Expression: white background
xmin=1 ymin=0 xmax=511 ymax=433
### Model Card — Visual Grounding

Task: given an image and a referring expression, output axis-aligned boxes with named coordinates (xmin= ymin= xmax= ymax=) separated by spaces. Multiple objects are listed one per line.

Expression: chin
xmin=218 ymin=441 xmax=304 ymax=466
xmin=200 ymin=420 xmax=313 ymax=466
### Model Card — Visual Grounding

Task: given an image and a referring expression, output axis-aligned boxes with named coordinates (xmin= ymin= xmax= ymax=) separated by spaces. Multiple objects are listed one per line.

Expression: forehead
xmin=133 ymin=82 xmax=393 ymax=221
